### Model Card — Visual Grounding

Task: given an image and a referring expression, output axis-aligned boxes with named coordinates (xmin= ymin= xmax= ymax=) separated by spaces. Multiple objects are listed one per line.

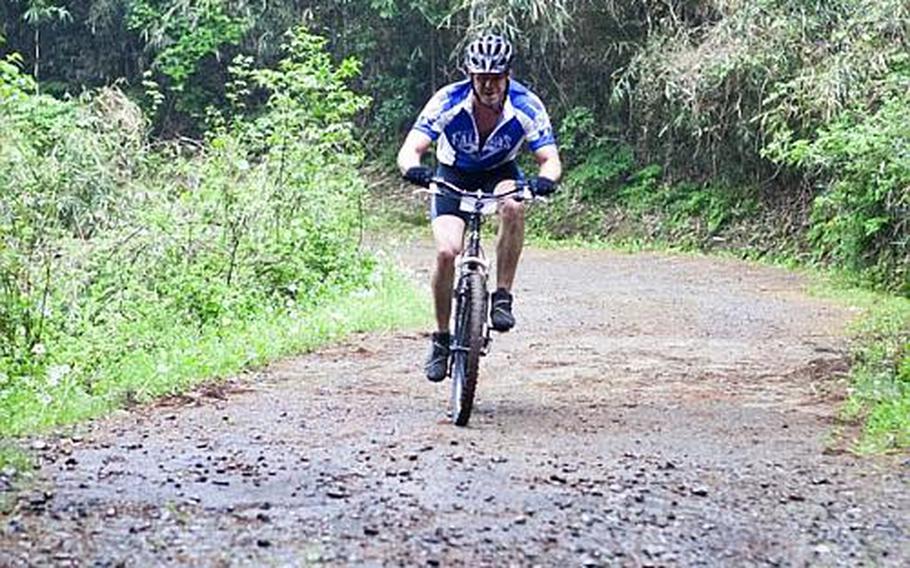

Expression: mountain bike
xmin=416 ymin=177 xmax=539 ymax=426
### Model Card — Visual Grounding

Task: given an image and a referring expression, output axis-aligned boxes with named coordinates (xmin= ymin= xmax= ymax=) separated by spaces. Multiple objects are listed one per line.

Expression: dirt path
xmin=2 ymin=246 xmax=908 ymax=566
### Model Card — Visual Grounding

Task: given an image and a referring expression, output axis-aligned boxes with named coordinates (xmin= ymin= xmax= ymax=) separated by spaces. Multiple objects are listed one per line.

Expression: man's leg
xmin=424 ymin=214 xmax=465 ymax=382
xmin=491 ymin=193 xmax=525 ymax=331
xmin=431 ymin=215 xmax=466 ymax=331
xmin=495 ymin=196 xmax=525 ymax=291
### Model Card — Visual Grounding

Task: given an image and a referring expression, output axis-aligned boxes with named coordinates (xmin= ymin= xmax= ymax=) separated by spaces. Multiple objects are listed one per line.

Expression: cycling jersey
xmin=413 ymin=79 xmax=556 ymax=173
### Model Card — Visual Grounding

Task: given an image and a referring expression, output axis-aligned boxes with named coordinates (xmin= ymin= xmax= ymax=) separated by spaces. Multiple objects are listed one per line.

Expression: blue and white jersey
xmin=412 ymin=79 xmax=556 ymax=172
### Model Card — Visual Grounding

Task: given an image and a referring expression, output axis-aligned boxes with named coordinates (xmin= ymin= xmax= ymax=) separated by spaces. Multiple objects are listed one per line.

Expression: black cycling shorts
xmin=430 ymin=162 xmax=525 ymax=222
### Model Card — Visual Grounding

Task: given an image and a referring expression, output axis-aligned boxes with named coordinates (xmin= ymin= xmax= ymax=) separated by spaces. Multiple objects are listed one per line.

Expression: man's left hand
xmin=529 ymin=176 xmax=557 ymax=196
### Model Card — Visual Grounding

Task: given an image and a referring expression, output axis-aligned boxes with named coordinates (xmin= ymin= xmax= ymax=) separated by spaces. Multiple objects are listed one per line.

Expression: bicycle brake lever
xmin=512 ymin=184 xmax=536 ymax=203
xmin=412 ymin=187 xmax=436 ymax=197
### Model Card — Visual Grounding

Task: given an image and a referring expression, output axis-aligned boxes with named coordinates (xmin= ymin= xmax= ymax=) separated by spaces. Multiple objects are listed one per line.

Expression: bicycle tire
xmin=451 ymin=271 xmax=486 ymax=426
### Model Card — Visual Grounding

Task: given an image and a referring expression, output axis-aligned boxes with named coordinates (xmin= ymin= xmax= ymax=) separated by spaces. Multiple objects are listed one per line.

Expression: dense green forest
xmin=3 ymin=0 xmax=905 ymax=287
xmin=0 ymin=1 xmax=907 ymax=447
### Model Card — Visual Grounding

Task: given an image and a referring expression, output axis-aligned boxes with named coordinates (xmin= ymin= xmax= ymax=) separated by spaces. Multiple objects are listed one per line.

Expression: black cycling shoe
xmin=490 ymin=288 xmax=515 ymax=332
xmin=424 ymin=331 xmax=451 ymax=382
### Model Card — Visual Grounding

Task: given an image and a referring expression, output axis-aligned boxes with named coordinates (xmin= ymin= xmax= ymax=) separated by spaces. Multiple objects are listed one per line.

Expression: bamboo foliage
xmin=454 ymin=0 xmax=571 ymax=43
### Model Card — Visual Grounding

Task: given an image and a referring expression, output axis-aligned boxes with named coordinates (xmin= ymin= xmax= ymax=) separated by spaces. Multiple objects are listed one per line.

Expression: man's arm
xmin=534 ymin=145 xmax=562 ymax=182
xmin=397 ymin=130 xmax=434 ymax=175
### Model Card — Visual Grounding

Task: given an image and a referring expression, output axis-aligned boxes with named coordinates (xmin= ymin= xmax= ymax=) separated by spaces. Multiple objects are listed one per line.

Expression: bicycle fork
xmin=454 ymin=260 xmax=492 ymax=357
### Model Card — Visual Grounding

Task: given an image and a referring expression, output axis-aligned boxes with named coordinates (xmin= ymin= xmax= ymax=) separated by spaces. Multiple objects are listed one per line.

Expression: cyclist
xmin=397 ymin=33 xmax=562 ymax=382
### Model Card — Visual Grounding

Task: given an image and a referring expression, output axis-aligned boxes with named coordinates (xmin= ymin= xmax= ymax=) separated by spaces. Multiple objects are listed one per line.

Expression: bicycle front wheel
xmin=451 ymin=271 xmax=486 ymax=427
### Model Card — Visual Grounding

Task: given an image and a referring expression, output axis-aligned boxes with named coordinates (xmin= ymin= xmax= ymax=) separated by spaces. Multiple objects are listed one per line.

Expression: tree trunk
xmin=33 ymin=26 xmax=40 ymax=91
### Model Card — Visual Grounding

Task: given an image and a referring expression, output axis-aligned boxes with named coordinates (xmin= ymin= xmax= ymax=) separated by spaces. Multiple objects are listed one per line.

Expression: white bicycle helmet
xmin=464 ymin=34 xmax=513 ymax=74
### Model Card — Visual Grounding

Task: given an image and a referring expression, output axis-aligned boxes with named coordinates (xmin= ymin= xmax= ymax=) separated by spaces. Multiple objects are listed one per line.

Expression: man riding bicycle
xmin=397 ymin=33 xmax=562 ymax=382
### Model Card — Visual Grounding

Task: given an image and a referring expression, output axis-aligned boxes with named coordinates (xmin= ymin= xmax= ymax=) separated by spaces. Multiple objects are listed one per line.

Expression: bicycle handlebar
xmin=412 ymin=176 xmax=544 ymax=203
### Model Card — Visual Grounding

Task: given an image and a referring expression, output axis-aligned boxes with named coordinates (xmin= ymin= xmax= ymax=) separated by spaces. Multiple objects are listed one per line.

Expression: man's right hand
xmin=403 ymin=166 xmax=434 ymax=188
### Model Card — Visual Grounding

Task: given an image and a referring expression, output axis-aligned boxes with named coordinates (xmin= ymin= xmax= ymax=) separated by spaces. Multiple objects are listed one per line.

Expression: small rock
xmin=644 ymin=543 xmax=667 ymax=558
xmin=25 ymin=491 xmax=49 ymax=507
xmin=327 ymin=488 xmax=349 ymax=499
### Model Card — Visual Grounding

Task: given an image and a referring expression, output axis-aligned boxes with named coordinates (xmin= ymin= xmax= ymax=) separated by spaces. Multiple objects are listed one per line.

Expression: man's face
xmin=471 ymin=73 xmax=509 ymax=108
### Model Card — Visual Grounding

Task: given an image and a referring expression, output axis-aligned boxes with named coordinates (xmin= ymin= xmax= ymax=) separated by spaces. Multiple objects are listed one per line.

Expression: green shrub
xmin=767 ymin=83 xmax=909 ymax=294
xmin=127 ymin=0 xmax=250 ymax=124
xmin=620 ymin=0 xmax=909 ymax=182
xmin=555 ymin=106 xmax=637 ymax=203
xmin=0 ymin=27 xmax=383 ymax=435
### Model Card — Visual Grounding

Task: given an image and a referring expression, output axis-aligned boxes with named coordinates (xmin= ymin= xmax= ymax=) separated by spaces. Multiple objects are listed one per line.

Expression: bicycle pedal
xmin=481 ymin=335 xmax=493 ymax=356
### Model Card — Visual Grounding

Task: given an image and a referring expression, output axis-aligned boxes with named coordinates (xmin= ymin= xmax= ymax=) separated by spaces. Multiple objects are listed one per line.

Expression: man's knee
xmin=436 ymin=244 xmax=461 ymax=267
xmin=499 ymin=198 xmax=525 ymax=224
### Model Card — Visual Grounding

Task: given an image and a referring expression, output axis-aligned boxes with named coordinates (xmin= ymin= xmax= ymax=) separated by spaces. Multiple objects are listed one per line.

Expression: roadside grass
xmin=0 ymin=264 xmax=428 ymax=461
xmin=811 ymin=284 xmax=909 ymax=453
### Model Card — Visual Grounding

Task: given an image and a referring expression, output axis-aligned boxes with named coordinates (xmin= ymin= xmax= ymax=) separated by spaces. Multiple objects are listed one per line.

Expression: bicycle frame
xmin=452 ymin=202 xmax=491 ymax=359
xmin=416 ymin=177 xmax=537 ymax=425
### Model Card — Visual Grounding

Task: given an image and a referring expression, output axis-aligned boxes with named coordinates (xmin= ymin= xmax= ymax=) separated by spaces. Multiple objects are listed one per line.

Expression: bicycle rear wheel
xmin=451 ymin=272 xmax=486 ymax=426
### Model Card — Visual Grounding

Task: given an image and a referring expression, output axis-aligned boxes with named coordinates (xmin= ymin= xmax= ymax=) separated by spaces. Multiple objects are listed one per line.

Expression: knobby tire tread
xmin=453 ymin=272 xmax=485 ymax=426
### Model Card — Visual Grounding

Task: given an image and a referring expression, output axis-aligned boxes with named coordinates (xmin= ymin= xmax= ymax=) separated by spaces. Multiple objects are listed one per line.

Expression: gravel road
xmin=2 ymin=246 xmax=907 ymax=566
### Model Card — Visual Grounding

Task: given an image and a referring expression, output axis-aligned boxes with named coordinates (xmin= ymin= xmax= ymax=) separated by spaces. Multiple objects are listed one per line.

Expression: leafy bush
xmin=1 ymin=53 xmax=140 ymax=376
xmin=619 ymin=0 xmax=909 ymax=181
xmin=127 ymin=0 xmax=250 ymax=127
xmin=612 ymin=0 xmax=908 ymax=290
xmin=0 ymin=27 xmax=380 ymax=434
xmin=556 ymin=106 xmax=635 ymax=200
xmin=766 ymin=80 xmax=909 ymax=294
